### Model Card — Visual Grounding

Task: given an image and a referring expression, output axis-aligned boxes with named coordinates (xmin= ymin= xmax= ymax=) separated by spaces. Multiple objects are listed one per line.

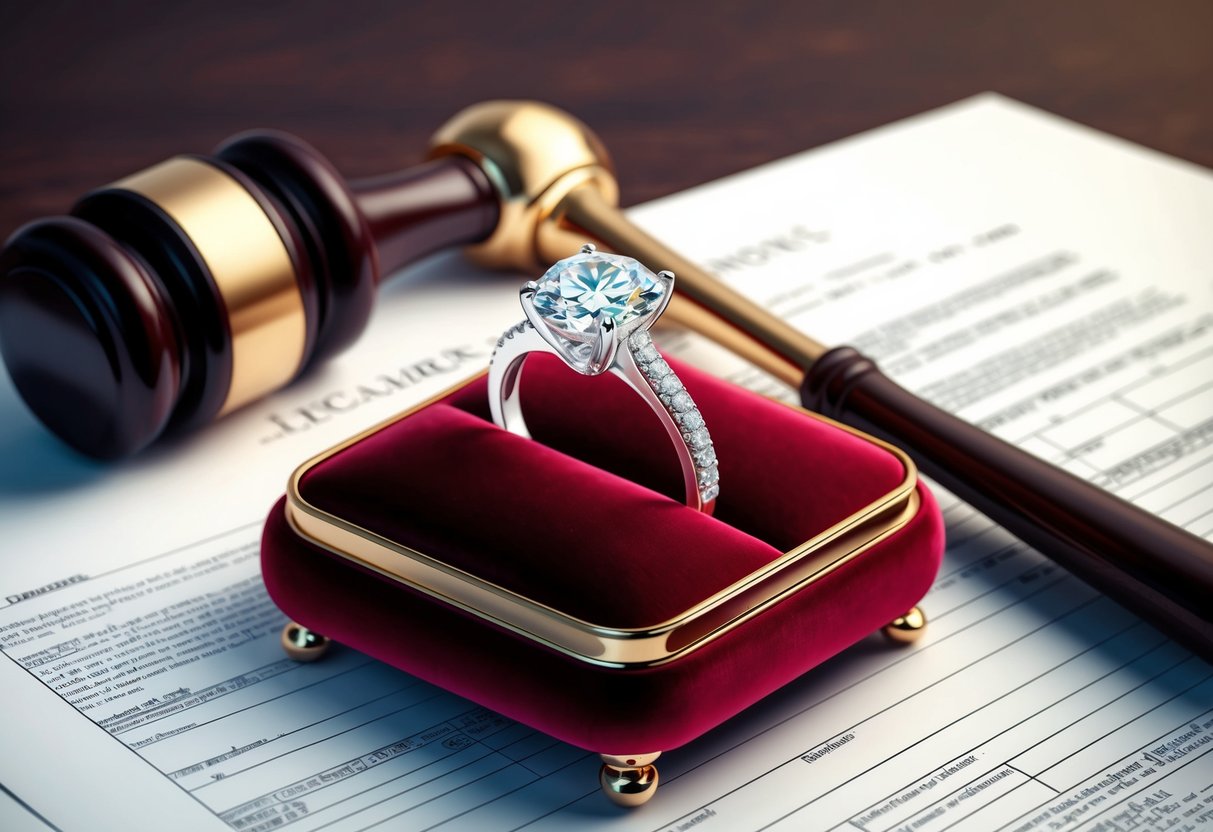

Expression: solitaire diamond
xmin=494 ymin=252 xmax=718 ymax=512
xmin=532 ymin=252 xmax=666 ymax=370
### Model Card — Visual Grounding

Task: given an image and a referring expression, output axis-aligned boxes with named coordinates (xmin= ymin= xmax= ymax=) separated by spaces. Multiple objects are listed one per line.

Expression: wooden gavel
xmin=0 ymin=131 xmax=499 ymax=458
xmin=2 ymin=101 xmax=1211 ymax=658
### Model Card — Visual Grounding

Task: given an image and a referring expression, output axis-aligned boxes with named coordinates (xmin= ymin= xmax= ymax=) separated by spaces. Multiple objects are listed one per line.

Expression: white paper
xmin=2 ymin=94 xmax=1211 ymax=832
xmin=0 ymin=783 xmax=54 ymax=832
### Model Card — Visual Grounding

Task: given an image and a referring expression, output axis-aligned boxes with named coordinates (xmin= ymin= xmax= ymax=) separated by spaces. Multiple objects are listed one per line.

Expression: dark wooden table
xmin=1 ymin=1 xmax=1210 ymax=236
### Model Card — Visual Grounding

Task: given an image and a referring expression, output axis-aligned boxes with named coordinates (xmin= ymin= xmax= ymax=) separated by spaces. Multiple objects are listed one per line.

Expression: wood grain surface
xmin=1 ymin=1 xmax=1210 ymax=237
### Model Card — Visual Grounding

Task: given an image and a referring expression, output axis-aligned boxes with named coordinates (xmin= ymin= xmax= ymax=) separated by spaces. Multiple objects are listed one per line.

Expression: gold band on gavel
xmin=111 ymin=157 xmax=306 ymax=414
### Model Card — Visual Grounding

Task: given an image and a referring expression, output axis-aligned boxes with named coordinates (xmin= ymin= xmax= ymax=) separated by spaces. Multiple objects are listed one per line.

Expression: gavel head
xmin=430 ymin=100 xmax=620 ymax=272
xmin=0 ymin=100 xmax=599 ymax=460
xmin=0 ymin=132 xmax=382 ymax=459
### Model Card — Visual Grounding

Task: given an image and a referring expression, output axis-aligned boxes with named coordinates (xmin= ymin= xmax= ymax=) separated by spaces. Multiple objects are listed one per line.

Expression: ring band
xmin=488 ymin=245 xmax=719 ymax=513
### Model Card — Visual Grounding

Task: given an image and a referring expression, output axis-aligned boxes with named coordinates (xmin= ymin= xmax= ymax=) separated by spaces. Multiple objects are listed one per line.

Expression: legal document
xmin=1 ymin=94 xmax=1211 ymax=831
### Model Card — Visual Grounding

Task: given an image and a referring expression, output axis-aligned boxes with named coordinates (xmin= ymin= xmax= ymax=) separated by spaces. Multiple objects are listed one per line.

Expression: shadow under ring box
xmin=260 ymin=353 xmax=945 ymax=805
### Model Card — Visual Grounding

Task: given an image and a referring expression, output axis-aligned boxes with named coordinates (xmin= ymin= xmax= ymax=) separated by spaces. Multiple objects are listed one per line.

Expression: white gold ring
xmin=488 ymin=244 xmax=719 ymax=514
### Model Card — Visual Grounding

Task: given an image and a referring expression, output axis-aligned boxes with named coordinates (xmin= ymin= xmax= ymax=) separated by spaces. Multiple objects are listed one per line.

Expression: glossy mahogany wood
xmin=802 ymin=347 xmax=1213 ymax=660
xmin=72 ymin=176 xmax=238 ymax=438
xmin=353 ymin=156 xmax=500 ymax=282
xmin=0 ymin=218 xmax=181 ymax=456
xmin=0 ymin=137 xmax=498 ymax=458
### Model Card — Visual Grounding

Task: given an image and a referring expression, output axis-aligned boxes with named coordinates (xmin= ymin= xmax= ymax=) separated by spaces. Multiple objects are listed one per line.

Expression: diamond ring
xmin=488 ymin=244 xmax=719 ymax=514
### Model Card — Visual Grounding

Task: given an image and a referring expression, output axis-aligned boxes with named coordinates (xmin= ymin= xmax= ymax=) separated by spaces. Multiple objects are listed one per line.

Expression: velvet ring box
xmin=260 ymin=354 xmax=945 ymax=806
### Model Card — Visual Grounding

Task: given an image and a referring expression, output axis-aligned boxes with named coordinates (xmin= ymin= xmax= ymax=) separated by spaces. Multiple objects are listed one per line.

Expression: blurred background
xmin=1 ymin=0 xmax=1210 ymax=234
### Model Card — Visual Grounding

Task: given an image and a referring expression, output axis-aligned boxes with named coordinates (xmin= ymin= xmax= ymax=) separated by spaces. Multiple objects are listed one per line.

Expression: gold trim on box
xmin=285 ymin=371 xmax=919 ymax=668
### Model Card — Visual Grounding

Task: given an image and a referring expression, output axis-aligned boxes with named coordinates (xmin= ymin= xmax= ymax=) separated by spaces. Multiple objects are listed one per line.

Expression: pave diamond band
xmin=487 ymin=246 xmax=719 ymax=514
xmin=629 ymin=330 xmax=719 ymax=504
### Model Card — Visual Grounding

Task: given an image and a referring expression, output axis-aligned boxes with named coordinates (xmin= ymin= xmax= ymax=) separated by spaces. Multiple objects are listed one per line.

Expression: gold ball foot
xmin=599 ymin=761 xmax=660 ymax=808
xmin=882 ymin=606 xmax=927 ymax=645
xmin=281 ymin=622 xmax=331 ymax=662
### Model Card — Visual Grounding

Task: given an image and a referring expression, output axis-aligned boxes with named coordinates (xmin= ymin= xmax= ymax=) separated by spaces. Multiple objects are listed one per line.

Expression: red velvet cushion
xmin=263 ymin=357 xmax=944 ymax=753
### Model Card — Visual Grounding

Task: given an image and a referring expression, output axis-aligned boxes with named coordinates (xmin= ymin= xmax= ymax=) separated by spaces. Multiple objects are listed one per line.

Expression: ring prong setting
xmin=520 ymin=287 xmax=543 ymax=329
xmin=589 ymin=317 xmax=619 ymax=374
xmin=521 ymin=286 xmax=580 ymax=367
xmin=652 ymin=270 xmax=675 ymax=320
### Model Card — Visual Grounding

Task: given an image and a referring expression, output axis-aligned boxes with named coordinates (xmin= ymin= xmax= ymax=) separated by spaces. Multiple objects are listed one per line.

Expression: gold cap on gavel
xmin=429 ymin=100 xmax=620 ymax=271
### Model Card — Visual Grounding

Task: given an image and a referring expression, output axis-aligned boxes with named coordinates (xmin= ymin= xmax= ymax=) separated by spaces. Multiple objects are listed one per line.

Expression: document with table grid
xmin=1 ymin=94 xmax=1210 ymax=831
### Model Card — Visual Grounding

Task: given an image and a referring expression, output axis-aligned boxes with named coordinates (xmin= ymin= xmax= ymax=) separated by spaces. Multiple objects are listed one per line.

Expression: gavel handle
xmin=802 ymin=346 xmax=1213 ymax=658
